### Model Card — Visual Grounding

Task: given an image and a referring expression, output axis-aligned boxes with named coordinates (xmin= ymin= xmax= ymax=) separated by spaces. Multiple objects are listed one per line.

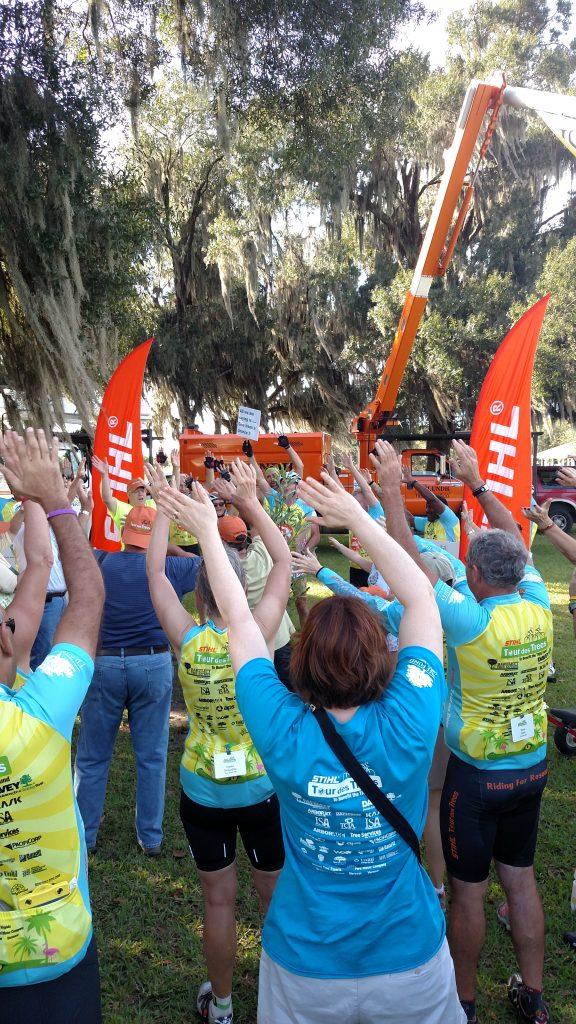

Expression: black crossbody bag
xmin=311 ymin=705 xmax=422 ymax=863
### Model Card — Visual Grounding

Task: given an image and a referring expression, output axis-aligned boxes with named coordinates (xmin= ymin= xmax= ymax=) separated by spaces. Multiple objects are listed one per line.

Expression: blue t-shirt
xmin=235 ymin=648 xmax=447 ymax=979
xmin=0 ymin=644 xmax=94 ymax=987
xmin=414 ymin=505 xmax=460 ymax=542
xmin=99 ymin=552 xmax=199 ymax=648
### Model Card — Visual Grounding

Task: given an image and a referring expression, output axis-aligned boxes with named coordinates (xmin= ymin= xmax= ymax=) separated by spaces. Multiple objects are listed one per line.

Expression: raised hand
xmin=522 ymin=500 xmax=553 ymax=530
xmin=77 ymin=481 xmax=94 ymax=514
xmin=144 ymin=461 xmax=171 ymax=501
xmin=450 ymin=439 xmax=483 ymax=490
xmin=91 ymin=454 xmax=109 ymax=477
xmin=212 ymin=477 xmax=236 ymax=503
xmin=369 ymin=440 xmax=402 ymax=489
xmin=156 ymin=482 xmax=218 ymax=539
xmin=230 ymin=459 xmax=258 ymax=505
xmin=277 ymin=434 xmax=290 ymax=449
xmin=67 ymin=458 xmax=86 ymax=501
xmin=291 ymin=548 xmax=322 ymax=575
xmin=298 ymin=472 xmax=359 ymax=528
xmin=242 ymin=439 xmax=254 ymax=458
xmin=556 ymin=466 xmax=576 ymax=487
xmin=0 ymin=428 xmax=67 ymax=508
xmin=171 ymin=447 xmax=180 ymax=469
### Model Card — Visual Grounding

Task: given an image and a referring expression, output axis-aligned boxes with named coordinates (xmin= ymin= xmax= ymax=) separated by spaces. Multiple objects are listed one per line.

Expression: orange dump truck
xmin=179 ymin=429 xmax=332 ymax=483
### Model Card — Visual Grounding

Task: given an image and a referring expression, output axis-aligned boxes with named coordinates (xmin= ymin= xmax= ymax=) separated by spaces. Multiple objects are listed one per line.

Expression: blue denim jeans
xmin=30 ymin=595 xmax=67 ymax=670
xmin=74 ymin=651 xmax=173 ymax=850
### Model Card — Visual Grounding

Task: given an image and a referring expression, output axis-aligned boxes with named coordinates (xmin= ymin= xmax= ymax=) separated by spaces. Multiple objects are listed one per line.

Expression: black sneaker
xmin=460 ymin=999 xmax=479 ymax=1023
xmin=507 ymin=974 xmax=551 ymax=1023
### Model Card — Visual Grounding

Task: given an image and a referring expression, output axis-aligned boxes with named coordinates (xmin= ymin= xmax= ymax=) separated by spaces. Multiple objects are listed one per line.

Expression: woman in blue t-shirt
xmin=156 ymin=450 xmax=466 ymax=1024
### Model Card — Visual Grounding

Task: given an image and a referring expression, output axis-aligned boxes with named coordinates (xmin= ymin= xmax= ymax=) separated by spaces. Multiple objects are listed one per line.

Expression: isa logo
xmin=0 ymin=755 xmax=12 ymax=777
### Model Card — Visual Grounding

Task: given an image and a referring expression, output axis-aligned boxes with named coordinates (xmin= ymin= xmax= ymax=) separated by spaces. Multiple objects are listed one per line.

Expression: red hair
xmin=291 ymin=597 xmax=391 ymax=708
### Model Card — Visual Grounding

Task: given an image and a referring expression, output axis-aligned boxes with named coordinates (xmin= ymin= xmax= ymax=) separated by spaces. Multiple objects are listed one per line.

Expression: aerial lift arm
xmin=353 ymin=73 xmax=507 ymax=465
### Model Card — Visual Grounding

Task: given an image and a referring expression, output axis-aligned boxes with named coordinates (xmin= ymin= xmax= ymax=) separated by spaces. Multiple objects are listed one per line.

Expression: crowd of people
xmin=0 ymin=425 xmax=574 ymax=1024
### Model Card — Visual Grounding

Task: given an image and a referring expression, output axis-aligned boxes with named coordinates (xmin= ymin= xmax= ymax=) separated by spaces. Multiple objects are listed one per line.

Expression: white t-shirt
xmin=13 ymin=526 xmax=66 ymax=593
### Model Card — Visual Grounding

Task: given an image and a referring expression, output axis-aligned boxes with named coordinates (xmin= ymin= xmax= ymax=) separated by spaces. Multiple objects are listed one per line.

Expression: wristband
xmin=315 ymin=567 xmax=324 ymax=577
xmin=539 ymin=522 xmax=555 ymax=533
xmin=472 ymin=483 xmax=488 ymax=498
xmin=46 ymin=508 xmax=77 ymax=520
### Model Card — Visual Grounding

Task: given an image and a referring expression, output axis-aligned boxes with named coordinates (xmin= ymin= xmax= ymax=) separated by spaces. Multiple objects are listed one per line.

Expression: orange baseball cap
xmin=121 ymin=506 xmax=156 ymax=548
xmin=218 ymin=515 xmax=248 ymax=546
xmin=127 ymin=477 xmax=147 ymax=495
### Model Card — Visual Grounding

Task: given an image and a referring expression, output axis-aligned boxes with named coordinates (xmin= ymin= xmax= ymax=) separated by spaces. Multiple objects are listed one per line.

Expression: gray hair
xmin=467 ymin=529 xmax=526 ymax=588
xmin=195 ymin=546 xmax=246 ymax=618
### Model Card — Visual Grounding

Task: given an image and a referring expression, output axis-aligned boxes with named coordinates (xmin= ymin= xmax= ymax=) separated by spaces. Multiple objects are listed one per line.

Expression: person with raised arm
xmin=160 ymin=465 xmax=464 ymax=1024
xmin=0 ymin=428 xmax=105 ymax=1024
xmin=372 ymin=439 xmax=554 ymax=1024
xmin=148 ymin=460 xmax=289 ymax=1024
xmin=402 ymin=460 xmax=460 ymax=546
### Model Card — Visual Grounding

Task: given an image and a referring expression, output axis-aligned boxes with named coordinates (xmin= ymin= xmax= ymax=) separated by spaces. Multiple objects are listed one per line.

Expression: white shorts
xmin=257 ymin=938 xmax=466 ymax=1024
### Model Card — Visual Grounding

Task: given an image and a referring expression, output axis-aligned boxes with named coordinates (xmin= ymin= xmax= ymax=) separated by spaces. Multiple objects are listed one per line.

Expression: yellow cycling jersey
xmin=438 ymin=571 xmax=553 ymax=769
xmin=0 ymin=645 xmax=94 ymax=985
xmin=178 ymin=621 xmax=271 ymax=807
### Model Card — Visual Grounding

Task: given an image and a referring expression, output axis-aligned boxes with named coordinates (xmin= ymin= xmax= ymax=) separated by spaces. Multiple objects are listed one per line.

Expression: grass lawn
xmin=86 ymin=536 xmax=576 ymax=1024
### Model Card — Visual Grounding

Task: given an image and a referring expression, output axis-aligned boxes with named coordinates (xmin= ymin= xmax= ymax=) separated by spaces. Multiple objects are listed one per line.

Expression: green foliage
xmin=0 ymin=0 xmax=575 ymax=440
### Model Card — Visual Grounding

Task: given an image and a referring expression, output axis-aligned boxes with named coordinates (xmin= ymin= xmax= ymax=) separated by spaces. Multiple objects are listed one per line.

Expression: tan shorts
xmin=428 ymin=726 xmax=450 ymax=791
xmin=257 ymin=939 xmax=466 ymax=1024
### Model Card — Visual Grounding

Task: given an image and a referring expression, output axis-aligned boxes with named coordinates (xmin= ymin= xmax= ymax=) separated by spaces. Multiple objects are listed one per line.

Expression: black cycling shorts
xmin=0 ymin=934 xmax=101 ymax=1024
xmin=180 ymin=790 xmax=285 ymax=873
xmin=440 ymin=754 xmax=548 ymax=883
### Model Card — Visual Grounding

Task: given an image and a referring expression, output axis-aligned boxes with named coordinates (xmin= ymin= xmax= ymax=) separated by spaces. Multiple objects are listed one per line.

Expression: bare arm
xmin=249 ymin=454 xmax=273 ymax=497
xmin=0 ymin=430 xmax=104 ymax=659
xmin=523 ymin=501 xmax=576 ymax=564
xmin=284 ymin=442 xmax=304 ymax=478
xmin=91 ymin=454 xmax=118 ymax=517
xmin=156 ymin=483 xmax=271 ymax=670
xmin=5 ymin=502 xmax=53 ymax=672
xmin=229 ymin=460 xmax=291 ymax=644
xmin=144 ymin=463 xmax=196 ymax=649
xmin=327 ymin=537 xmax=372 ymax=573
xmin=343 ymin=453 xmax=379 ymax=509
xmin=147 ymin=510 xmax=195 ymax=650
xmin=298 ymin=468 xmax=442 ymax=658
xmin=171 ymin=448 xmax=181 ymax=490
xmin=371 ymin=441 xmax=439 ymax=589
xmin=203 ymin=453 xmax=215 ymax=490
xmin=451 ymin=439 xmax=523 ymax=543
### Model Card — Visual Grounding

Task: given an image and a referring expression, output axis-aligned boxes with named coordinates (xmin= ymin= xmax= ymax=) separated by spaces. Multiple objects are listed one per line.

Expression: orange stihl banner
xmin=92 ymin=339 xmax=153 ymax=551
xmin=459 ymin=296 xmax=550 ymax=557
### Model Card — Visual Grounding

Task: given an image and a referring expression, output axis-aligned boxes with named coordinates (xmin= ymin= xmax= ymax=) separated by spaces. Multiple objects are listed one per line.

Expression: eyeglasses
xmin=212 ymin=501 xmax=226 ymax=508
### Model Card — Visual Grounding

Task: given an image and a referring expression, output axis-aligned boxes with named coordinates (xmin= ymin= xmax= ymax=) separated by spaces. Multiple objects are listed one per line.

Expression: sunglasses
xmin=212 ymin=500 xmax=226 ymax=508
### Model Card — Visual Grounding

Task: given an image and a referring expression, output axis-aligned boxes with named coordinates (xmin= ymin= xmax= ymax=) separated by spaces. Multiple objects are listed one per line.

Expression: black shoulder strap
xmin=311 ymin=705 xmax=422 ymax=863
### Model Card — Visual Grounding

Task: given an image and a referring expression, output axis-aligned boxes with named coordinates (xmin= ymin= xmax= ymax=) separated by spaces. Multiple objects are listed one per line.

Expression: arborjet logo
xmin=0 ymin=755 xmax=11 ymax=777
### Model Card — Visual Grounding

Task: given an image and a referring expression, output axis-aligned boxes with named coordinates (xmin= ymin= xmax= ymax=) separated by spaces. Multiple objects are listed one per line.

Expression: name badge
xmin=511 ymin=713 xmax=535 ymax=743
xmin=214 ymin=749 xmax=246 ymax=780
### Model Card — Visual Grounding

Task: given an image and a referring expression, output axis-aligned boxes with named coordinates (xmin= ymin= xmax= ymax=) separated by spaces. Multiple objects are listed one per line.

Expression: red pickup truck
xmin=396 ymin=451 xmax=576 ymax=534
xmin=534 ymin=465 xmax=576 ymax=533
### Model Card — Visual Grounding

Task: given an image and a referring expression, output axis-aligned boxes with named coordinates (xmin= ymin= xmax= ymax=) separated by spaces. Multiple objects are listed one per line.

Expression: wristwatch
xmin=472 ymin=483 xmax=488 ymax=497
xmin=569 ymin=599 xmax=576 ymax=615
